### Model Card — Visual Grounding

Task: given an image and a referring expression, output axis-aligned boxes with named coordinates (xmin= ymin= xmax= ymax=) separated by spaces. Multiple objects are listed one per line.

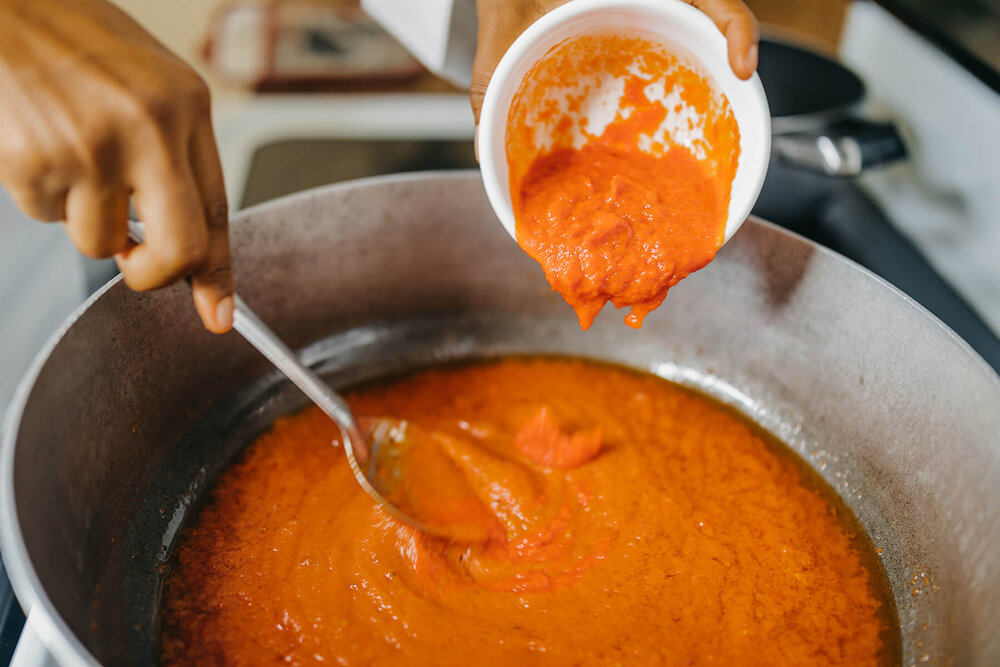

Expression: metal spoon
xmin=126 ymin=222 xmax=435 ymax=534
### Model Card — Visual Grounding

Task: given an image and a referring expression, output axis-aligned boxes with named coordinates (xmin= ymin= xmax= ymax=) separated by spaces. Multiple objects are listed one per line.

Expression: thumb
xmin=470 ymin=0 xmax=565 ymax=130
xmin=188 ymin=118 xmax=234 ymax=334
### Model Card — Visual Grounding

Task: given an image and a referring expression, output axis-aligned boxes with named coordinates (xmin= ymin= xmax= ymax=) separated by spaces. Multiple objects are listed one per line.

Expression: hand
xmin=0 ymin=0 xmax=234 ymax=333
xmin=470 ymin=0 xmax=760 ymax=125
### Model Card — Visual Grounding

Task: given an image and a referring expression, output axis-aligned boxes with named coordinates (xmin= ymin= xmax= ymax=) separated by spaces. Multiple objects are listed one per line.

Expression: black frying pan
xmin=757 ymin=38 xmax=907 ymax=175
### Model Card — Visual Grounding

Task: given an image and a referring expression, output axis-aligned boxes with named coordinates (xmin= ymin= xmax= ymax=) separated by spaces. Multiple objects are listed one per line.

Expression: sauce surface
xmin=161 ymin=358 xmax=895 ymax=666
xmin=507 ymin=34 xmax=740 ymax=329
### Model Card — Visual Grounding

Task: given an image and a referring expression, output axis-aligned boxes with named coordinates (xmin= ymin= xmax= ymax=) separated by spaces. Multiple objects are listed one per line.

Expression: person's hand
xmin=470 ymin=0 xmax=759 ymax=126
xmin=0 ymin=0 xmax=233 ymax=333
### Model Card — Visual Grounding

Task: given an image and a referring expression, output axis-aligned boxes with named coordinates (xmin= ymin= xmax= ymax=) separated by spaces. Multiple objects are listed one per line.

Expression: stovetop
xmin=2 ymin=170 xmax=999 ymax=661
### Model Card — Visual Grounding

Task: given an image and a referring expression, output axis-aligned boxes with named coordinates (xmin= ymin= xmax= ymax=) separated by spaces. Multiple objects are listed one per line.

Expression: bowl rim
xmin=477 ymin=0 xmax=772 ymax=243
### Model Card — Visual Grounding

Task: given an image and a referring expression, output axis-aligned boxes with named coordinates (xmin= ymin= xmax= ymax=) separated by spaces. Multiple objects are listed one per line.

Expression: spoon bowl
xmin=231 ymin=296 xmax=447 ymax=534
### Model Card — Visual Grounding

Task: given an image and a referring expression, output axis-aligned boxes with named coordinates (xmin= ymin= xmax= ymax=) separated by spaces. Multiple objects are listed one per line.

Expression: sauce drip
xmin=161 ymin=358 xmax=896 ymax=666
xmin=507 ymin=34 xmax=740 ymax=329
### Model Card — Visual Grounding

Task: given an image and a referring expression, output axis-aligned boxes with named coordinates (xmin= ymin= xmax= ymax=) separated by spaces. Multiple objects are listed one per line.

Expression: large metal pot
xmin=2 ymin=172 xmax=998 ymax=665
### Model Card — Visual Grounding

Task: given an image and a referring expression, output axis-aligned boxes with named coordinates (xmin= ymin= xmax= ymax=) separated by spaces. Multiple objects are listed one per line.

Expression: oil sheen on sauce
xmin=160 ymin=358 xmax=899 ymax=666
xmin=507 ymin=34 xmax=741 ymax=330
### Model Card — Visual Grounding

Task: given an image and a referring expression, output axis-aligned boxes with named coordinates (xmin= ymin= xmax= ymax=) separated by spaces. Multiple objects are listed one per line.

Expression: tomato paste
xmin=507 ymin=34 xmax=741 ymax=329
xmin=161 ymin=358 xmax=896 ymax=665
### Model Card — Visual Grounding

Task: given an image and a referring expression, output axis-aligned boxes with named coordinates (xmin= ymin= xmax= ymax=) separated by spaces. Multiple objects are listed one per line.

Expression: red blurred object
xmin=203 ymin=2 xmax=424 ymax=91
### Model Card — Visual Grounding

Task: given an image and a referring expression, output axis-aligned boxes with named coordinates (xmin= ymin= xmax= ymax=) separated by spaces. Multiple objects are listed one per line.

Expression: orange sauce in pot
xmin=507 ymin=34 xmax=741 ymax=329
xmin=161 ymin=358 xmax=898 ymax=666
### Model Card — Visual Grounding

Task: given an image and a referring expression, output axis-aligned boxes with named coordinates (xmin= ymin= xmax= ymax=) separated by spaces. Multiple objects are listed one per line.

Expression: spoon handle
xmin=230 ymin=296 xmax=355 ymax=429
xmin=125 ymin=220 xmax=357 ymax=432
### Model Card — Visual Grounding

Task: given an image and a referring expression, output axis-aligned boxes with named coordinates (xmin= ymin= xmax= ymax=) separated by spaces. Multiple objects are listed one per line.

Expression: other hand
xmin=0 ymin=0 xmax=234 ymax=333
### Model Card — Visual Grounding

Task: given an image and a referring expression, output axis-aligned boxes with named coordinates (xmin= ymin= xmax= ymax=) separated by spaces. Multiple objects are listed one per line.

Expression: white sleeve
xmin=361 ymin=0 xmax=477 ymax=88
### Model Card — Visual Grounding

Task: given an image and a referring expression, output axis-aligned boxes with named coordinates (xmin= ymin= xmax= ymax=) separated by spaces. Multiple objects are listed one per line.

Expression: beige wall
xmin=746 ymin=0 xmax=851 ymax=51
xmin=112 ymin=0 xmax=226 ymax=75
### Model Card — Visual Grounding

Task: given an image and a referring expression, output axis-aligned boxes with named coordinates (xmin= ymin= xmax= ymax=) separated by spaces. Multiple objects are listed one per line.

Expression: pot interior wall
xmin=6 ymin=172 xmax=1000 ymax=665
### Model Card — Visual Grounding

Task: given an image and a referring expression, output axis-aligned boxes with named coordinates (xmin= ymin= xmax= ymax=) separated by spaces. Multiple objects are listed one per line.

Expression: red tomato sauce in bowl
xmin=507 ymin=34 xmax=741 ymax=329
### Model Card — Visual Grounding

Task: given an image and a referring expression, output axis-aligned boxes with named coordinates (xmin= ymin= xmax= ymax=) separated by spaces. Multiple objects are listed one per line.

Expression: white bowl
xmin=478 ymin=0 xmax=771 ymax=244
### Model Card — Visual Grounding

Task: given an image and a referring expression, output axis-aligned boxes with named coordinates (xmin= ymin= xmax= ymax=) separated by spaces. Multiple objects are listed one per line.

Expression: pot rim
xmin=0 ymin=272 xmax=116 ymax=667
xmin=2 ymin=170 xmax=998 ymax=665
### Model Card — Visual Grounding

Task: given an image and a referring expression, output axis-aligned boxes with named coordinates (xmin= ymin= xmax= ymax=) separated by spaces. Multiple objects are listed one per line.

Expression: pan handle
xmin=772 ymin=119 xmax=907 ymax=177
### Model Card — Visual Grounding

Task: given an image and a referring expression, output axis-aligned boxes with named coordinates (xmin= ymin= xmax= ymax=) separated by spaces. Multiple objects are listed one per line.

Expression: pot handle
xmin=10 ymin=610 xmax=60 ymax=667
xmin=772 ymin=119 xmax=907 ymax=177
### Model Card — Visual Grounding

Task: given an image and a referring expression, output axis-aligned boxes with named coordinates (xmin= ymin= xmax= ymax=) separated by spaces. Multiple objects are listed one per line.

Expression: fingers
xmin=1 ymin=166 xmax=70 ymax=222
xmin=690 ymin=0 xmax=759 ymax=79
xmin=63 ymin=180 xmax=130 ymax=257
xmin=115 ymin=119 xmax=232 ymax=335
xmin=5 ymin=183 xmax=66 ymax=223
xmin=4 ymin=167 xmax=131 ymax=259
xmin=187 ymin=118 xmax=234 ymax=334
xmin=116 ymin=155 xmax=209 ymax=294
